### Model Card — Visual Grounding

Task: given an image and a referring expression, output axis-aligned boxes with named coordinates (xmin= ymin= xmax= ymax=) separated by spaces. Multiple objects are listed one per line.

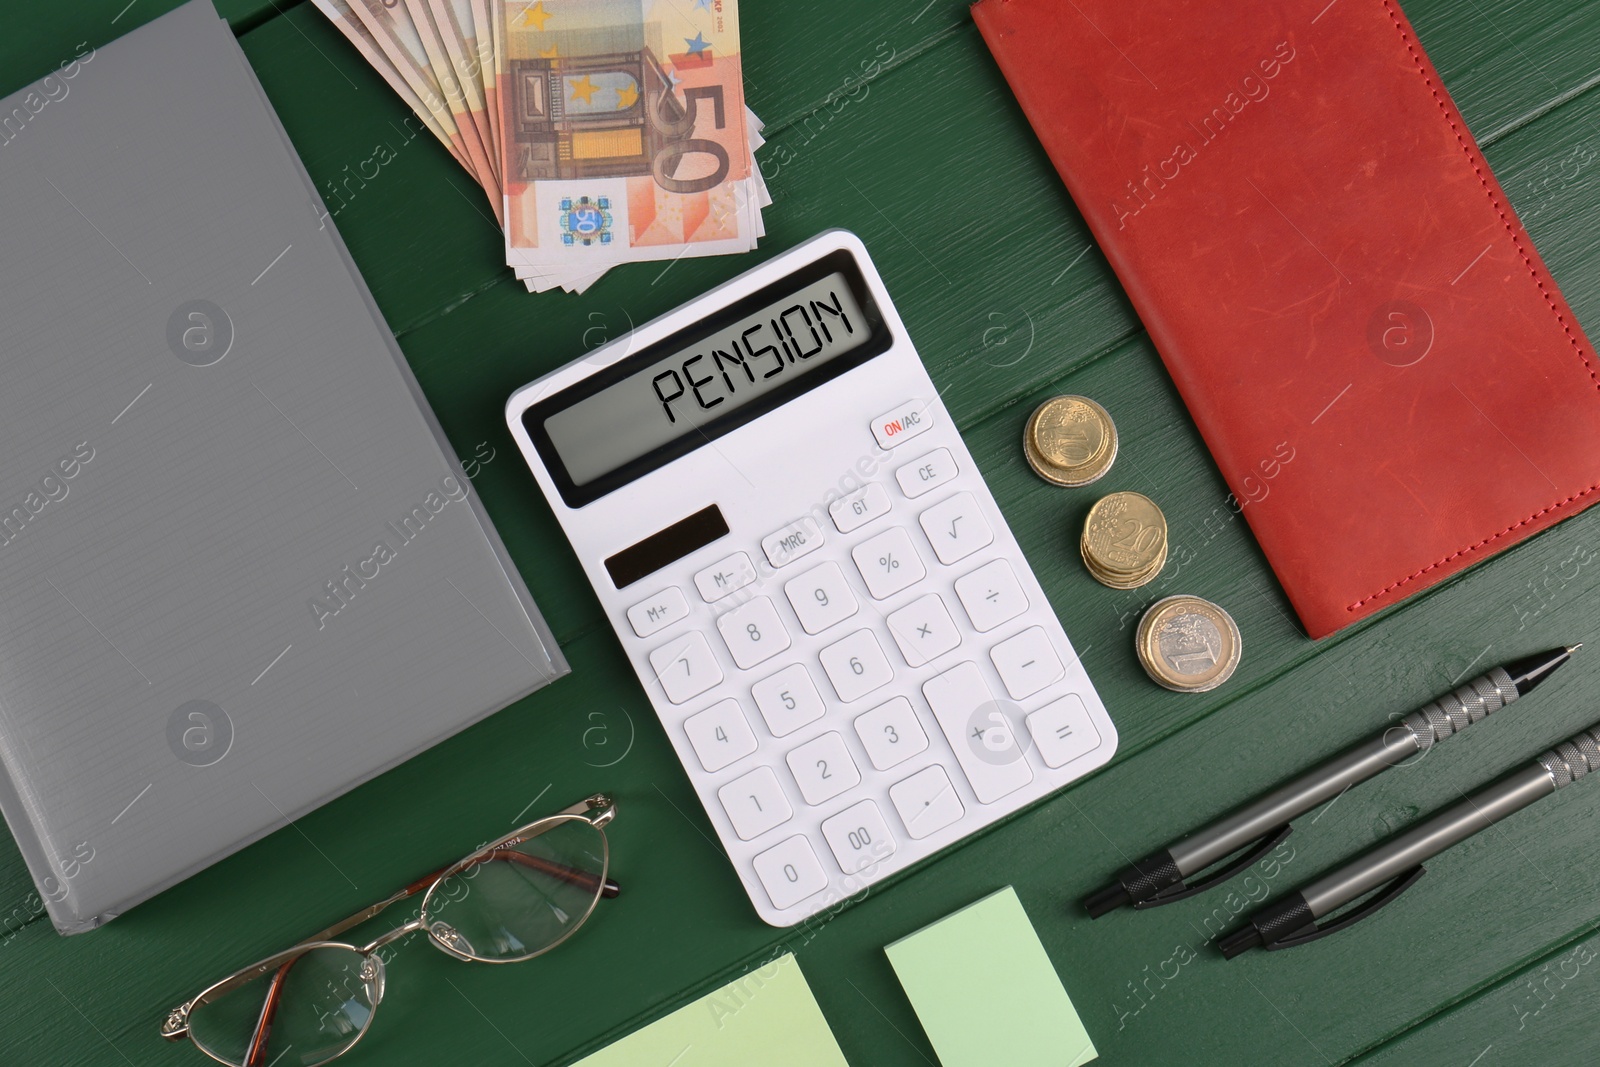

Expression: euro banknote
xmin=314 ymin=0 xmax=767 ymax=292
xmin=492 ymin=0 xmax=757 ymax=273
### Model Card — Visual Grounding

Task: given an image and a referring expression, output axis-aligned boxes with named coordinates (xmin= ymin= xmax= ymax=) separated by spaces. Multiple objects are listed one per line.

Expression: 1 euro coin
xmin=1136 ymin=595 xmax=1242 ymax=692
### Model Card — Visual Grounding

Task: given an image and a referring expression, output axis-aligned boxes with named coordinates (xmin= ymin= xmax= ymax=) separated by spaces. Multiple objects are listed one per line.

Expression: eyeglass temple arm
xmin=481 ymin=848 xmax=621 ymax=898
xmin=243 ymin=957 xmax=296 ymax=1067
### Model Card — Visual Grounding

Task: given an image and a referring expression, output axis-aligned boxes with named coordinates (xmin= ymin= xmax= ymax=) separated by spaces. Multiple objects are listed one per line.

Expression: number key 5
xmin=752 ymin=663 xmax=826 ymax=737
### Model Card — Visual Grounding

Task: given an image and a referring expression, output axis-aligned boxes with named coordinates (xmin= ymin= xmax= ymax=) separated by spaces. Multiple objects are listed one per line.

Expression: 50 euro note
xmin=492 ymin=0 xmax=755 ymax=271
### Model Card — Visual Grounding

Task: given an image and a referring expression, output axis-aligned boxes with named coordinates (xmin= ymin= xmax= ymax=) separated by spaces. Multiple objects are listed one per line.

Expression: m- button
xmin=693 ymin=552 xmax=757 ymax=603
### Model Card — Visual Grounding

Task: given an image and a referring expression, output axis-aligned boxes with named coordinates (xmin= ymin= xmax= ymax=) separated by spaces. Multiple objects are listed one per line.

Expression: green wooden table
xmin=5 ymin=2 xmax=1600 ymax=1064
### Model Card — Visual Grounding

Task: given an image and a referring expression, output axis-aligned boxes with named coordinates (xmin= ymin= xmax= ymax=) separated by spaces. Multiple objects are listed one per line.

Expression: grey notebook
xmin=0 ymin=1 xmax=566 ymax=933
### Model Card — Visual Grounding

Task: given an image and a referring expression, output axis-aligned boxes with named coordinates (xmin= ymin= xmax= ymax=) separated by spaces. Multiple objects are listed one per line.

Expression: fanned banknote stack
xmin=313 ymin=0 xmax=767 ymax=294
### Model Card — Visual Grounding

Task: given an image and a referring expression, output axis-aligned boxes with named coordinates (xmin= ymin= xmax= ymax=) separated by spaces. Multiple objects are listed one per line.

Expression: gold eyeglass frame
xmin=160 ymin=794 xmax=617 ymax=1067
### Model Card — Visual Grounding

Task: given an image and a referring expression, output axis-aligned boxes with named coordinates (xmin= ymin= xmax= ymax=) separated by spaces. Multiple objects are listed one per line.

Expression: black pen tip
xmin=1083 ymin=882 xmax=1130 ymax=919
xmin=1217 ymin=925 xmax=1261 ymax=959
xmin=1505 ymin=646 xmax=1580 ymax=697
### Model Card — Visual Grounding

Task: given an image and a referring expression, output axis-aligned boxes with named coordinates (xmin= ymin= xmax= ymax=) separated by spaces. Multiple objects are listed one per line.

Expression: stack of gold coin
xmin=1024 ymin=395 xmax=1118 ymax=487
xmin=1135 ymin=595 xmax=1242 ymax=692
xmin=1080 ymin=491 xmax=1168 ymax=589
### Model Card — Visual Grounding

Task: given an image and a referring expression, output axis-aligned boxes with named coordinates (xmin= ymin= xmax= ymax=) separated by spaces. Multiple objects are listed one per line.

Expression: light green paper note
xmin=885 ymin=886 xmax=1097 ymax=1067
xmin=570 ymin=952 xmax=849 ymax=1067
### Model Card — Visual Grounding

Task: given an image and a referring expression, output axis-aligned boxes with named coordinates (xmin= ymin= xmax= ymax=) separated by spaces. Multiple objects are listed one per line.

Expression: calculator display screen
xmin=528 ymin=249 xmax=892 ymax=507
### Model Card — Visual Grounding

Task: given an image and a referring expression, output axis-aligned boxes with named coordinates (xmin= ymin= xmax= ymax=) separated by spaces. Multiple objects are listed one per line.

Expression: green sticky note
xmin=885 ymin=887 xmax=1097 ymax=1067
xmin=570 ymin=953 xmax=849 ymax=1067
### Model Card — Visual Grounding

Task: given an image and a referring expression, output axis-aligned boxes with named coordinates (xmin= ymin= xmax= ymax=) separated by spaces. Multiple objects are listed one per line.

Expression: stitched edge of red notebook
xmin=1342 ymin=0 xmax=1600 ymax=614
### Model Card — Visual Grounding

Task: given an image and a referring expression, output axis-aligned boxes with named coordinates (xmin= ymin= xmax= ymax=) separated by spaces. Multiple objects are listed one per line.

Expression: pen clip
xmin=1263 ymin=866 xmax=1427 ymax=950
xmin=1133 ymin=823 xmax=1294 ymax=909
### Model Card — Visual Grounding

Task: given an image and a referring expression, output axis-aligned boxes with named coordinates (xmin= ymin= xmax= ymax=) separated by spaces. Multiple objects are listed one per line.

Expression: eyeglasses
xmin=162 ymin=794 xmax=618 ymax=1067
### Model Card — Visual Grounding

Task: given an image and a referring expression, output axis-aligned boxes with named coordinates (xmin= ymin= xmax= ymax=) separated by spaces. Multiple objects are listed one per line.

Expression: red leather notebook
xmin=973 ymin=0 xmax=1600 ymax=638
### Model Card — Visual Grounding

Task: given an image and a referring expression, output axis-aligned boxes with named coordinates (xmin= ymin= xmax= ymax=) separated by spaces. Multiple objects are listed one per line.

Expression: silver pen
xmin=1220 ymin=717 xmax=1600 ymax=956
xmin=1085 ymin=646 xmax=1579 ymax=917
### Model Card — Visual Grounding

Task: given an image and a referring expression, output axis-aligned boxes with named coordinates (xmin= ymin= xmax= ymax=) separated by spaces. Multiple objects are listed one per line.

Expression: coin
xmin=1136 ymin=595 xmax=1242 ymax=692
xmin=1082 ymin=537 xmax=1168 ymax=589
xmin=1024 ymin=395 xmax=1117 ymax=486
xmin=1080 ymin=491 xmax=1167 ymax=589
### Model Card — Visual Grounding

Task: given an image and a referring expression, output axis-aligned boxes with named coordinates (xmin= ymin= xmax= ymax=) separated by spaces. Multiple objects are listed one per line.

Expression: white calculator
xmin=507 ymin=230 xmax=1116 ymax=926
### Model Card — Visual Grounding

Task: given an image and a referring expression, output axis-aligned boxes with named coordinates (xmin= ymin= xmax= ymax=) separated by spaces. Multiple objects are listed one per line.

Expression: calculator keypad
xmin=918 ymin=491 xmax=994 ymax=565
xmin=821 ymin=799 xmax=895 ymax=873
xmin=954 ymin=559 xmax=1028 ymax=632
xmin=684 ymin=699 xmax=758 ymax=772
xmin=716 ymin=596 xmax=791 ymax=670
xmin=830 ymin=483 xmax=891 ymax=532
xmin=852 ymin=526 xmax=926 ymax=599
xmin=785 ymin=561 xmax=859 ymax=634
xmin=694 ymin=552 xmax=757 ymax=603
xmin=753 ymin=835 xmax=829 ymax=910
xmin=719 ymin=766 xmax=793 ymax=840
xmin=885 ymin=593 xmax=962 ymax=667
xmin=612 ymin=396 xmax=1109 ymax=926
xmin=890 ymin=765 xmax=965 ymax=839
xmin=751 ymin=663 xmax=826 ymax=737
xmin=648 ymin=631 xmax=723 ymax=704
xmin=786 ymin=731 xmax=861 ymax=805
xmin=895 ymin=448 xmax=957 ymax=499
xmin=819 ymin=628 xmax=894 ymax=702
xmin=854 ymin=696 xmax=928 ymax=770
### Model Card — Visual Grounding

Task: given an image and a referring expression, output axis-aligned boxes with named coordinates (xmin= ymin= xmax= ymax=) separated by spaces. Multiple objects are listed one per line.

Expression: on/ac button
xmin=871 ymin=398 xmax=936 ymax=450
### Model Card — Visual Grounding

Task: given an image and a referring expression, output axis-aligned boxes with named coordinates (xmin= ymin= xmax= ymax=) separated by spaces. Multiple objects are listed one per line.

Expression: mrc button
xmin=762 ymin=517 xmax=825 ymax=568
xmin=871 ymin=398 xmax=935 ymax=449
